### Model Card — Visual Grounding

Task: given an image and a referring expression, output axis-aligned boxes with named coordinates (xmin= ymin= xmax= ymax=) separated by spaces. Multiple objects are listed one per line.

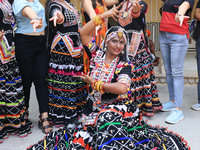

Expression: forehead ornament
xmin=117 ymin=28 xmax=123 ymax=39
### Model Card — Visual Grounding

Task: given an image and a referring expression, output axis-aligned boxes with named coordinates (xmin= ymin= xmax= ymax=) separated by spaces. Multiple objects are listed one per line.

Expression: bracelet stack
xmin=131 ymin=10 xmax=140 ymax=18
xmin=92 ymin=80 xmax=105 ymax=94
xmin=92 ymin=15 xmax=105 ymax=26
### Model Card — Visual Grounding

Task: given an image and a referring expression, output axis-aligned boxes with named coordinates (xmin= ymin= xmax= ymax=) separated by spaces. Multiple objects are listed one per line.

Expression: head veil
xmin=101 ymin=26 xmax=129 ymax=62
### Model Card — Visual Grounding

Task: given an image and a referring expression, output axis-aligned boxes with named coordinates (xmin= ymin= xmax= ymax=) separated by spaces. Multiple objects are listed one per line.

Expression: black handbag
xmin=189 ymin=19 xmax=200 ymax=41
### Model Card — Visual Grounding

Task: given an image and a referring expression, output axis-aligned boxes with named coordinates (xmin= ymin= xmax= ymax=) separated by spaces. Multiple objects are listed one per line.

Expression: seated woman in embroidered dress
xmin=77 ymin=3 xmax=134 ymax=125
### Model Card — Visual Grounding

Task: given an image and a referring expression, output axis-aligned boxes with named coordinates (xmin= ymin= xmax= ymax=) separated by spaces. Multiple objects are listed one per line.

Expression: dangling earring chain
xmin=104 ymin=45 xmax=107 ymax=52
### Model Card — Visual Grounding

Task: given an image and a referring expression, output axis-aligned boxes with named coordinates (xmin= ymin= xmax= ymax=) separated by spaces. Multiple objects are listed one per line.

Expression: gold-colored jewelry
xmin=92 ymin=80 xmax=105 ymax=94
xmin=122 ymin=12 xmax=129 ymax=19
xmin=92 ymin=16 xmax=104 ymax=26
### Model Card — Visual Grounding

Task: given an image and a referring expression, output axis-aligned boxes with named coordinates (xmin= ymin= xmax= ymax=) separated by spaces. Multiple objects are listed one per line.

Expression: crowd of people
xmin=0 ymin=0 xmax=198 ymax=149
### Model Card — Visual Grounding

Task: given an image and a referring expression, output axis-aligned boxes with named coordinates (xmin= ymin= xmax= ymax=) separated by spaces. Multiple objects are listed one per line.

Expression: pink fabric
xmin=48 ymin=68 xmax=82 ymax=76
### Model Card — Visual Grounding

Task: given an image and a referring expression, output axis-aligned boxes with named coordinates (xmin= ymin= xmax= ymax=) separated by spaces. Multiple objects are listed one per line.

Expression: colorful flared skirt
xmin=27 ymin=100 xmax=189 ymax=150
xmin=128 ymin=36 xmax=163 ymax=116
xmin=0 ymin=59 xmax=32 ymax=142
xmin=47 ymin=37 xmax=87 ymax=126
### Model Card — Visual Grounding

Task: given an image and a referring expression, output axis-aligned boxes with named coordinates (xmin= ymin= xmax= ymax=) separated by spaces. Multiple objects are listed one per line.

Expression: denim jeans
xmin=159 ymin=31 xmax=189 ymax=108
xmin=196 ymin=36 xmax=200 ymax=104
xmin=15 ymin=34 xmax=49 ymax=114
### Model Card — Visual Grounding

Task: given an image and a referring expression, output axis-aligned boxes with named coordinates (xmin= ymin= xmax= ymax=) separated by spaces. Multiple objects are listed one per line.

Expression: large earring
xmin=104 ymin=45 xmax=107 ymax=52
xmin=121 ymin=51 xmax=124 ymax=54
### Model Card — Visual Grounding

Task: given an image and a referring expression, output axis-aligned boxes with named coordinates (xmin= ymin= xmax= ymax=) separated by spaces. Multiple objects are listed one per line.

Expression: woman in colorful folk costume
xmin=82 ymin=0 xmax=107 ymax=47
xmin=81 ymin=0 xmax=119 ymax=74
xmin=118 ymin=0 xmax=162 ymax=116
xmin=46 ymin=0 xmax=87 ymax=127
xmin=27 ymin=6 xmax=190 ymax=150
xmin=0 ymin=0 xmax=32 ymax=143
xmin=82 ymin=0 xmax=119 ymax=47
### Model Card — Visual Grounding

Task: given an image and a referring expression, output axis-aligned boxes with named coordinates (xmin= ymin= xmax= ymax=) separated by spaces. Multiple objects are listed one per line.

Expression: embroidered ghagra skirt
xmin=27 ymin=100 xmax=189 ymax=150
xmin=128 ymin=34 xmax=163 ymax=116
xmin=0 ymin=59 xmax=32 ymax=142
xmin=47 ymin=33 xmax=87 ymax=126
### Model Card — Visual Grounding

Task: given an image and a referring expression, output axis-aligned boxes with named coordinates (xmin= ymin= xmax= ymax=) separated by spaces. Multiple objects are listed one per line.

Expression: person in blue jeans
xmin=159 ymin=0 xmax=194 ymax=124
xmin=191 ymin=0 xmax=200 ymax=111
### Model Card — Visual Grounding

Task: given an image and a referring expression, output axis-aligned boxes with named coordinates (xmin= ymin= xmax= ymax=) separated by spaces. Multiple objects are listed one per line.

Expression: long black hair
xmin=45 ymin=0 xmax=58 ymax=51
xmin=8 ymin=0 xmax=14 ymax=4
xmin=91 ymin=0 xmax=104 ymax=9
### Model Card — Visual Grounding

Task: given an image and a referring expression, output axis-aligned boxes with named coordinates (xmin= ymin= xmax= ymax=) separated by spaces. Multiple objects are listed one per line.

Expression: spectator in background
xmin=159 ymin=0 xmax=194 ymax=124
xmin=191 ymin=0 xmax=200 ymax=111
xmin=12 ymin=0 xmax=52 ymax=133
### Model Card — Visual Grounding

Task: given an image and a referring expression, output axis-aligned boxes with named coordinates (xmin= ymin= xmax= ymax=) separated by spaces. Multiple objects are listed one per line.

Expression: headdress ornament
xmin=101 ymin=26 xmax=129 ymax=61
xmin=105 ymin=27 xmax=127 ymax=43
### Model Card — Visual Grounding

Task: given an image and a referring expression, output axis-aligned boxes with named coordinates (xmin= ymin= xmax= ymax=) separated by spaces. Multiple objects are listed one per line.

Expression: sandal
xmin=38 ymin=115 xmax=52 ymax=134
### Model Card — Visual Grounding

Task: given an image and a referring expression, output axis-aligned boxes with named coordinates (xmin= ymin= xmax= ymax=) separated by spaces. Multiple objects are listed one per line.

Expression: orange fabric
xmin=146 ymin=29 xmax=151 ymax=37
xmin=123 ymin=111 xmax=134 ymax=117
xmin=49 ymin=103 xmax=77 ymax=109
xmin=51 ymin=50 xmax=82 ymax=57
xmin=82 ymin=0 xmax=107 ymax=47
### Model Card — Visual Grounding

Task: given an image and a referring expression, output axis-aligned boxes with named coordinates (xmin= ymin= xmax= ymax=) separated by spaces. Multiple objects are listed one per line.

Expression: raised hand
xmin=132 ymin=0 xmax=143 ymax=13
xmin=30 ymin=17 xmax=43 ymax=33
xmin=100 ymin=3 xmax=123 ymax=21
xmin=0 ymin=30 xmax=5 ymax=42
xmin=175 ymin=13 xmax=189 ymax=26
xmin=49 ymin=11 xmax=64 ymax=27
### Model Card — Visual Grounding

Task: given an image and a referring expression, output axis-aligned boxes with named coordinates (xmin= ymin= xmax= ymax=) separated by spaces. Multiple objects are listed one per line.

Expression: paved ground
xmin=0 ymin=84 xmax=200 ymax=150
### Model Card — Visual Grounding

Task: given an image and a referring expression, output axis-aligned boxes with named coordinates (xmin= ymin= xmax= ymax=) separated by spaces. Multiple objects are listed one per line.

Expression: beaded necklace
xmin=118 ymin=0 xmax=132 ymax=27
xmin=91 ymin=51 xmax=119 ymax=83
xmin=90 ymin=50 xmax=122 ymax=108
xmin=123 ymin=0 xmax=133 ymax=19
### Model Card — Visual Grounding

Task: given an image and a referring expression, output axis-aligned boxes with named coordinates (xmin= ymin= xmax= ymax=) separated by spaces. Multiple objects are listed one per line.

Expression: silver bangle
xmin=32 ymin=17 xmax=42 ymax=21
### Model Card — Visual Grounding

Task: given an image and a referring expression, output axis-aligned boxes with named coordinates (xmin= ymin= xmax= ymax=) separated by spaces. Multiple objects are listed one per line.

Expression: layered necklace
xmin=91 ymin=52 xmax=119 ymax=83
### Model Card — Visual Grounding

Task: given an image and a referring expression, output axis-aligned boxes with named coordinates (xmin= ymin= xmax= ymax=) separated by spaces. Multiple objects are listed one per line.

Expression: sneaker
xmin=191 ymin=103 xmax=200 ymax=111
xmin=165 ymin=109 xmax=184 ymax=124
xmin=160 ymin=101 xmax=175 ymax=111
